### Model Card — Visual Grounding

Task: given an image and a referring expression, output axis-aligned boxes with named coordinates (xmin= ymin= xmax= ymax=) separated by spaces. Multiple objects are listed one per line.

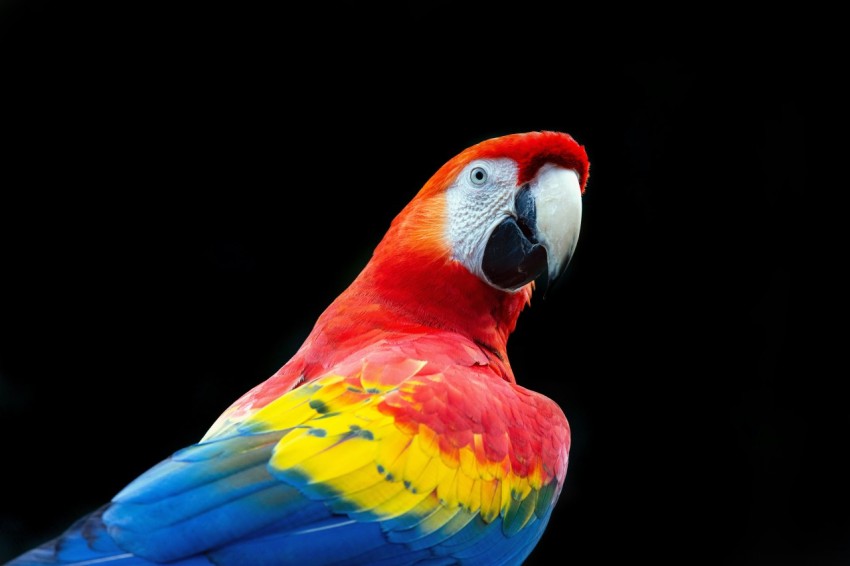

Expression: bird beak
xmin=482 ymin=164 xmax=583 ymax=292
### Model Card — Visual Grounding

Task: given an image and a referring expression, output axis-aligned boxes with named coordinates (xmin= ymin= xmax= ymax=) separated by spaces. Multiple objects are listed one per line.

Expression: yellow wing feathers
xmin=240 ymin=359 xmax=548 ymax=534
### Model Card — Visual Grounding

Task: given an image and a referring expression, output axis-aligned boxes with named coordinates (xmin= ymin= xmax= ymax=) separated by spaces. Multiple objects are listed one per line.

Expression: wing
xmin=103 ymin=334 xmax=570 ymax=565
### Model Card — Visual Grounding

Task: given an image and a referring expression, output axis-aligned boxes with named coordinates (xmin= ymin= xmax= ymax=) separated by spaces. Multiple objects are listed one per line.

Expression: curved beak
xmin=482 ymin=164 xmax=583 ymax=292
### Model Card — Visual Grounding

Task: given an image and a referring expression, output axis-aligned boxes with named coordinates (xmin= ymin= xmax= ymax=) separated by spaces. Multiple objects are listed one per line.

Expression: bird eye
xmin=470 ymin=167 xmax=488 ymax=186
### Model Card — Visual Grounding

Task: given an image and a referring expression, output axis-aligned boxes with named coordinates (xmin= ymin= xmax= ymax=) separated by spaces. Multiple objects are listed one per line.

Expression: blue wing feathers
xmin=377 ymin=495 xmax=441 ymax=532
xmin=9 ymin=427 xmax=556 ymax=565
xmin=106 ymin=464 xmax=279 ymax=531
xmin=103 ymin=432 xmax=331 ymax=562
xmin=439 ymin=508 xmax=554 ymax=566
xmin=387 ymin=505 xmax=466 ymax=547
xmin=8 ymin=507 xmax=211 ymax=565
xmin=112 ymin=431 xmax=284 ymax=504
xmin=500 ymin=488 xmax=539 ymax=537
xmin=452 ymin=519 xmax=545 ymax=566
xmin=443 ymin=518 xmax=524 ymax=561
xmin=205 ymin=518 xmax=388 ymax=566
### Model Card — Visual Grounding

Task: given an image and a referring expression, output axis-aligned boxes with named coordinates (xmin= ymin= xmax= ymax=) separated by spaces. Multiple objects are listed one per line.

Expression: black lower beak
xmin=482 ymin=185 xmax=548 ymax=291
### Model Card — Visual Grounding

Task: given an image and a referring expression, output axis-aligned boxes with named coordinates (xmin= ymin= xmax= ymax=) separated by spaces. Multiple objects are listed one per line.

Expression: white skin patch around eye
xmin=444 ymin=158 xmax=519 ymax=281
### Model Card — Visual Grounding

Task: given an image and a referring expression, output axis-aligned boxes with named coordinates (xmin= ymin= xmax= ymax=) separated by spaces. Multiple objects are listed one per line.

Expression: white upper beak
xmin=530 ymin=163 xmax=583 ymax=280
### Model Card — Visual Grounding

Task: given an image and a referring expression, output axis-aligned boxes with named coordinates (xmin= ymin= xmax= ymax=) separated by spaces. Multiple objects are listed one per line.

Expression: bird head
xmin=377 ymin=130 xmax=589 ymax=295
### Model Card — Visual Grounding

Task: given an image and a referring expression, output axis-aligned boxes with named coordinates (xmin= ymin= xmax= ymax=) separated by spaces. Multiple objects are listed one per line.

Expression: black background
xmin=0 ymin=2 xmax=830 ymax=565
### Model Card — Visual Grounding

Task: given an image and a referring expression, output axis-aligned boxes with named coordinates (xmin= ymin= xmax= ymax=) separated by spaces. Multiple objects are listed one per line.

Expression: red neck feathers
xmin=299 ymin=222 xmax=532 ymax=383
xmin=291 ymin=132 xmax=588 ymax=384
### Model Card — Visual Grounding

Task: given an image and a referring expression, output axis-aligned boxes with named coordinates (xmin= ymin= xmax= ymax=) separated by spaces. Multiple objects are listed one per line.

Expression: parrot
xmin=8 ymin=130 xmax=590 ymax=566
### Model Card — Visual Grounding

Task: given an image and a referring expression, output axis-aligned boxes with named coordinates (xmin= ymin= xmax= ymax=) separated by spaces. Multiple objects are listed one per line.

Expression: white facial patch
xmin=444 ymin=158 xmax=520 ymax=281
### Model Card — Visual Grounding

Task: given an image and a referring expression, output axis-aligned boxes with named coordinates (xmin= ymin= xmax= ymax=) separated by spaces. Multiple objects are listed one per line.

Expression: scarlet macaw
xmin=9 ymin=130 xmax=590 ymax=565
